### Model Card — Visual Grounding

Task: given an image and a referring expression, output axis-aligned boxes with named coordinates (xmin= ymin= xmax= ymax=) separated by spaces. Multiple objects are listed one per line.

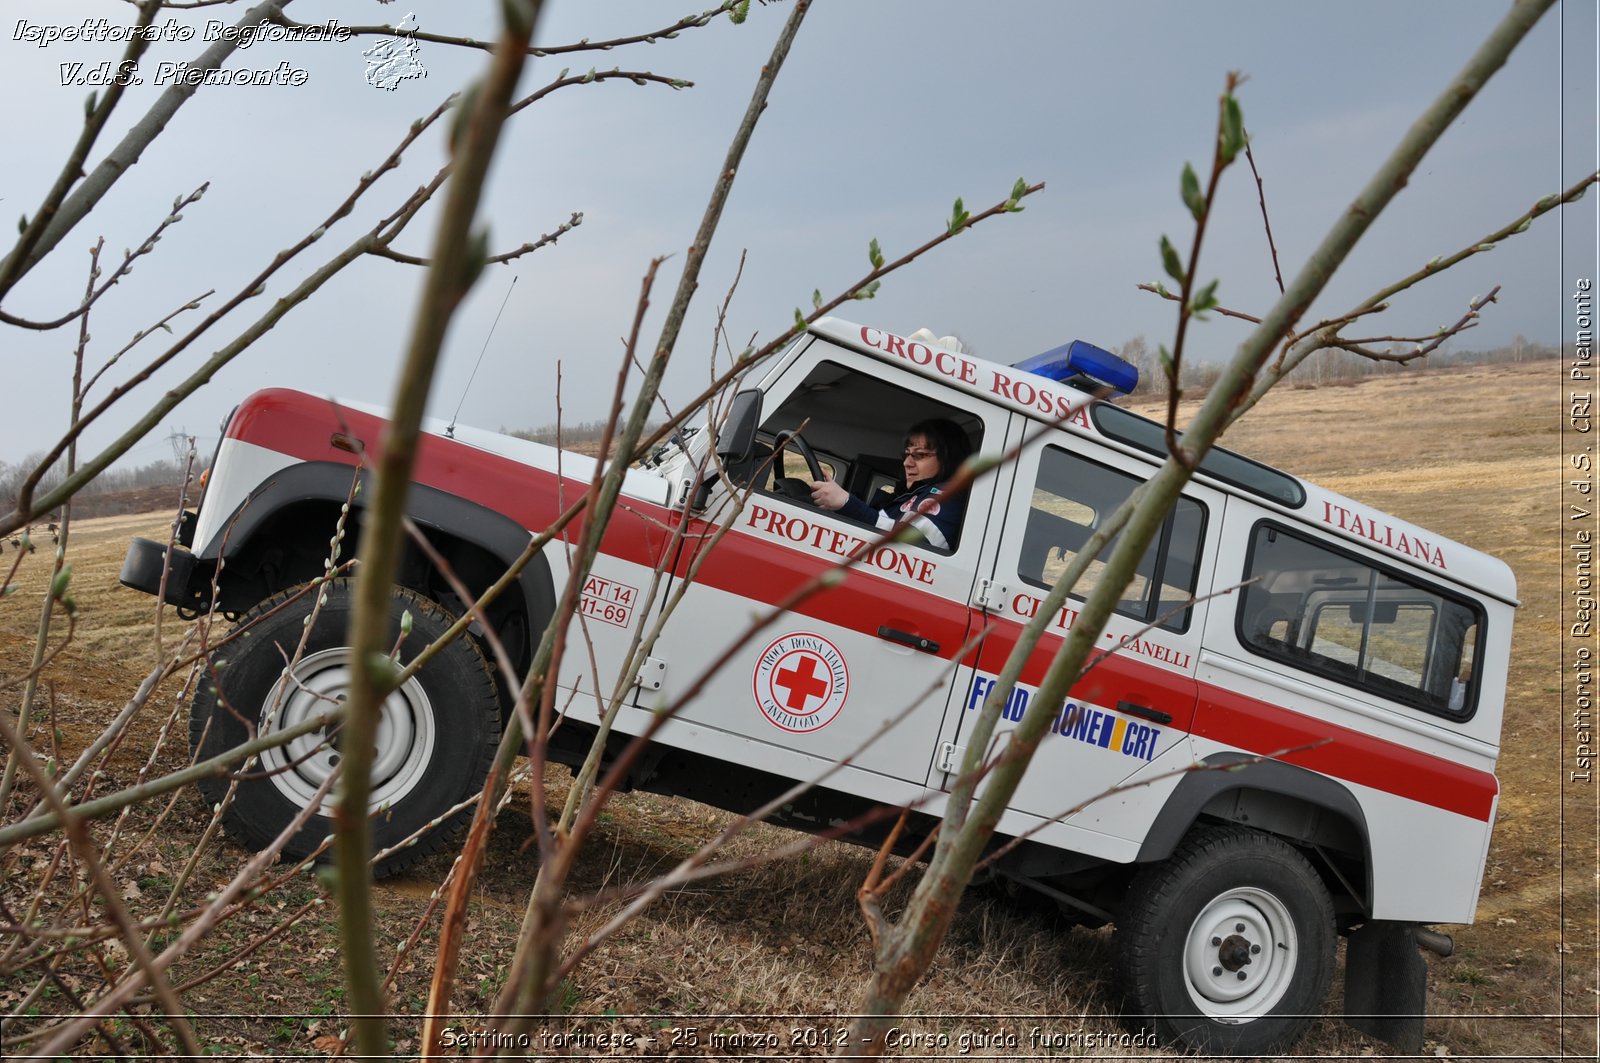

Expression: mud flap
xmin=1343 ymin=920 xmax=1426 ymax=1053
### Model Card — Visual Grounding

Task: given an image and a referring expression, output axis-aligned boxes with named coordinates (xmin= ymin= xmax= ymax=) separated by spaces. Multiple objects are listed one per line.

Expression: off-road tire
xmin=191 ymin=578 xmax=499 ymax=877
xmin=1115 ymin=825 xmax=1336 ymax=1054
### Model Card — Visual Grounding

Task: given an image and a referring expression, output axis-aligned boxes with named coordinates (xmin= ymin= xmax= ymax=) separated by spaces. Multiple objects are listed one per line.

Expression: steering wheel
xmin=772 ymin=430 xmax=825 ymax=505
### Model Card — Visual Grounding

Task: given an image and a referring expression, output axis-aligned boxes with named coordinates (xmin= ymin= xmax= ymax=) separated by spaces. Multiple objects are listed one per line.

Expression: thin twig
xmin=1243 ymin=138 xmax=1285 ymax=295
xmin=270 ymin=0 xmax=740 ymax=56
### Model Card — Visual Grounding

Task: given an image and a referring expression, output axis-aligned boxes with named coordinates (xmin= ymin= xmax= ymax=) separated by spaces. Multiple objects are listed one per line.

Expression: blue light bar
xmin=1013 ymin=340 xmax=1138 ymax=396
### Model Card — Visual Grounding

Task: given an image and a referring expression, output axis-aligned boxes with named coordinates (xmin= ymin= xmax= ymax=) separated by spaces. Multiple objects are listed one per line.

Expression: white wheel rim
xmin=1182 ymin=886 xmax=1298 ymax=1022
xmin=257 ymin=647 xmax=437 ymax=815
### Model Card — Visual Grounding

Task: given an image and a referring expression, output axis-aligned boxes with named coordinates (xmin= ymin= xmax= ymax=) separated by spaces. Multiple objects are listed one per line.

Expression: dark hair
xmin=904 ymin=418 xmax=972 ymax=485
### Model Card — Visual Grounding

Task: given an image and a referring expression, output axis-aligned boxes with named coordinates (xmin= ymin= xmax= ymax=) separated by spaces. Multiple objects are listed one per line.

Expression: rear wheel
xmin=191 ymin=578 xmax=499 ymax=877
xmin=1115 ymin=826 xmax=1336 ymax=1054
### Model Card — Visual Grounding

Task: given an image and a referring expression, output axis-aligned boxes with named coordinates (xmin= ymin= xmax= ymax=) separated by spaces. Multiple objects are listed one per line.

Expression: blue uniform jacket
xmin=836 ymin=479 xmax=963 ymax=552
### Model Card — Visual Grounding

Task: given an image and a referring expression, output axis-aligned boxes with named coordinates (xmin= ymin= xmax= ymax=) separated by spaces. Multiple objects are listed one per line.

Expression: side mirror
xmin=716 ymin=389 xmax=762 ymax=464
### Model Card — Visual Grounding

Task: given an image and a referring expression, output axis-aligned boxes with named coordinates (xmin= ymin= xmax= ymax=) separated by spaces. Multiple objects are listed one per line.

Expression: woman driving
xmin=809 ymin=418 xmax=971 ymax=551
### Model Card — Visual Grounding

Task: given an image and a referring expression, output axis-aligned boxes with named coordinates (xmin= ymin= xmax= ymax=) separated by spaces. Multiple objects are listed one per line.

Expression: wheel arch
xmin=1136 ymin=753 xmax=1373 ymax=916
xmin=200 ymin=460 xmax=555 ymax=677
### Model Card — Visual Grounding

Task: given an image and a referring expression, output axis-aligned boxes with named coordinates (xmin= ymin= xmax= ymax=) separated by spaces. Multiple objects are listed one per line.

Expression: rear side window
xmin=1018 ymin=446 xmax=1205 ymax=632
xmin=1238 ymin=523 xmax=1483 ymax=719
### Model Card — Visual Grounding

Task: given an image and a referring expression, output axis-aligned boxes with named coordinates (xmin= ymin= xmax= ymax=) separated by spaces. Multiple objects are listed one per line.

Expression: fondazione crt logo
xmin=13 ymin=13 xmax=427 ymax=91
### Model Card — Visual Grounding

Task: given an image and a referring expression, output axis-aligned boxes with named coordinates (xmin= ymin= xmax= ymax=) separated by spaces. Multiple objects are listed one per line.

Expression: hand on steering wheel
xmin=772 ymin=430 xmax=826 ymax=506
xmin=773 ymin=430 xmax=824 ymax=480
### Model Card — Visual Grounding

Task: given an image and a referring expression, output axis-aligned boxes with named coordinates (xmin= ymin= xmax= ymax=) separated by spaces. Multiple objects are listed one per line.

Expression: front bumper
xmin=120 ymin=537 xmax=211 ymax=611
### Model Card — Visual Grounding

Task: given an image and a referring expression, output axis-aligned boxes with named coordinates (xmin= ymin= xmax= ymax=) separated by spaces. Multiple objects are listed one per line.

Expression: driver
xmin=810 ymin=418 xmax=971 ymax=551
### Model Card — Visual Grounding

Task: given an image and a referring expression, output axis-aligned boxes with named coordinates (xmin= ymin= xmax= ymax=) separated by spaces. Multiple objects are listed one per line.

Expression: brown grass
xmin=0 ymin=360 xmax=1590 ymax=1058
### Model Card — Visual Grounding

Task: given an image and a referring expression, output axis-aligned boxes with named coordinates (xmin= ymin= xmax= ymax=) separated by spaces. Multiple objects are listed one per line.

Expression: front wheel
xmin=191 ymin=579 xmax=500 ymax=877
xmin=1115 ymin=826 xmax=1336 ymax=1054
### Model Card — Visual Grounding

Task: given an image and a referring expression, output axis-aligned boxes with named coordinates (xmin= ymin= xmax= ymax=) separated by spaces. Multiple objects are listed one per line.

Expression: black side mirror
xmin=716 ymin=389 xmax=762 ymax=464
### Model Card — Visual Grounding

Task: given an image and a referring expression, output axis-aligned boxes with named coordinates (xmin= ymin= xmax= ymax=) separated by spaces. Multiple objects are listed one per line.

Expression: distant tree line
xmin=508 ymin=419 xmax=662 ymax=454
xmin=0 ymin=452 xmax=198 ymax=515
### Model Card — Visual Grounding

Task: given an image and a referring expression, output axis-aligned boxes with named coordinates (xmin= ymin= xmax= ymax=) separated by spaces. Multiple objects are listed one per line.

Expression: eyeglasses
xmin=902 ymin=447 xmax=937 ymax=461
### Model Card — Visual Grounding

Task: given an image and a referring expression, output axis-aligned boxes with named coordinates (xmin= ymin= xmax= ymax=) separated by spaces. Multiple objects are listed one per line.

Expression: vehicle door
xmin=637 ymin=341 xmax=1010 ymax=799
xmin=931 ymin=426 xmax=1225 ymax=852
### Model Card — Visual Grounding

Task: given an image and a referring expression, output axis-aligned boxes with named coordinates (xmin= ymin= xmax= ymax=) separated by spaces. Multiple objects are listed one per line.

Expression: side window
xmin=1018 ymin=446 xmax=1205 ymax=632
xmin=754 ymin=359 xmax=984 ymax=553
xmin=1238 ymin=523 xmax=1484 ymax=719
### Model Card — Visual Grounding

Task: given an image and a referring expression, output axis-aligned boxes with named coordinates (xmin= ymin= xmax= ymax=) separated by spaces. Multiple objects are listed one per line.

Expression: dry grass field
xmin=0 ymin=358 xmax=1591 ymax=1059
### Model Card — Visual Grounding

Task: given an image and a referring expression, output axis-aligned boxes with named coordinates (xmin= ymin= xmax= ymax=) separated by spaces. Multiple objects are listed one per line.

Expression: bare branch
xmin=1244 ymin=169 xmax=1594 ymax=408
xmin=1162 ymin=71 xmax=1245 ymax=466
xmin=269 ymin=1 xmax=739 ymax=57
xmin=0 ymin=94 xmax=458 ymax=536
xmin=0 ymin=184 xmax=209 ymax=331
xmin=0 ymin=0 xmax=294 ymax=295
xmin=1137 ymin=280 xmax=1260 ymax=323
xmin=370 ymin=210 xmax=583 ymax=267
xmin=1243 ymin=137 xmax=1285 ymax=295
xmin=1324 ymin=286 xmax=1500 ymax=362
xmin=0 ymin=0 xmax=162 ymax=300
xmin=1361 ymin=170 xmax=1597 ymax=314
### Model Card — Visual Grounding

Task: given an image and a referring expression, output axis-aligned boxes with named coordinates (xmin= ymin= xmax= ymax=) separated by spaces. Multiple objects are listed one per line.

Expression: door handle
xmin=1117 ymin=700 xmax=1173 ymax=725
xmin=877 ymin=626 xmax=940 ymax=654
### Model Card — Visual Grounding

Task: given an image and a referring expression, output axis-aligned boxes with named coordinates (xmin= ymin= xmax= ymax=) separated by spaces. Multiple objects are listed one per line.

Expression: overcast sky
xmin=2 ymin=0 xmax=1596 ymax=469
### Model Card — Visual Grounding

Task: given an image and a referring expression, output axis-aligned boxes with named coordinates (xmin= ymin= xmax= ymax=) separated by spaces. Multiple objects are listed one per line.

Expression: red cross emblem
xmin=774 ymin=653 xmax=830 ymax=712
xmin=753 ymin=633 xmax=849 ymax=733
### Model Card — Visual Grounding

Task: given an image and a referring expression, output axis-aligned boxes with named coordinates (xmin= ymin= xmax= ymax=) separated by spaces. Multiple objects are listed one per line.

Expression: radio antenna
xmin=446 ymin=273 xmax=518 ymax=439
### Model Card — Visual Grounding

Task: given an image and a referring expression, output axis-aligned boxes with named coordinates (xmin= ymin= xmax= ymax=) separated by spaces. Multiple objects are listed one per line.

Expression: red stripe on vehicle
xmin=914 ymin=606 xmax=1497 ymax=824
xmin=1190 ymin=684 xmax=1497 ymax=821
xmin=227 ymin=389 xmax=1498 ymax=823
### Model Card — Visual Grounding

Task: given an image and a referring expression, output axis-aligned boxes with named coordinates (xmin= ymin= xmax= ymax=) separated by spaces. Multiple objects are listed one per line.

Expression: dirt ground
xmin=0 ymin=358 xmax=1593 ymax=1059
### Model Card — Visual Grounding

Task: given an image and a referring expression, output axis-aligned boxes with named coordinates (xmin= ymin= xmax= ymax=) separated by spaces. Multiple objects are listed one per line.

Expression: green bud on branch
xmin=1159 ymin=236 xmax=1185 ymax=285
xmin=1005 ymin=176 xmax=1029 ymax=213
xmin=1220 ymin=95 xmax=1246 ymax=164
xmin=947 ymin=197 xmax=970 ymax=236
xmin=1181 ymin=163 xmax=1205 ymax=221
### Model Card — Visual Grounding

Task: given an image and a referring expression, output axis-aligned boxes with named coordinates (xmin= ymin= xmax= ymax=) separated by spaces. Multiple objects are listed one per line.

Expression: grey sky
xmin=2 ymin=0 xmax=1596 ymax=469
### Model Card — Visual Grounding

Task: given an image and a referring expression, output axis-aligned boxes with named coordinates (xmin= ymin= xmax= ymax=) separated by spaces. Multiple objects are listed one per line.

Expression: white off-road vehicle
xmin=122 ymin=318 xmax=1515 ymax=1053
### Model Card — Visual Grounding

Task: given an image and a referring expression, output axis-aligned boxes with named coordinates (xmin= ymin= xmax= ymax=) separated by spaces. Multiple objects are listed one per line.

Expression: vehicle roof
xmin=807 ymin=316 xmax=1518 ymax=606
